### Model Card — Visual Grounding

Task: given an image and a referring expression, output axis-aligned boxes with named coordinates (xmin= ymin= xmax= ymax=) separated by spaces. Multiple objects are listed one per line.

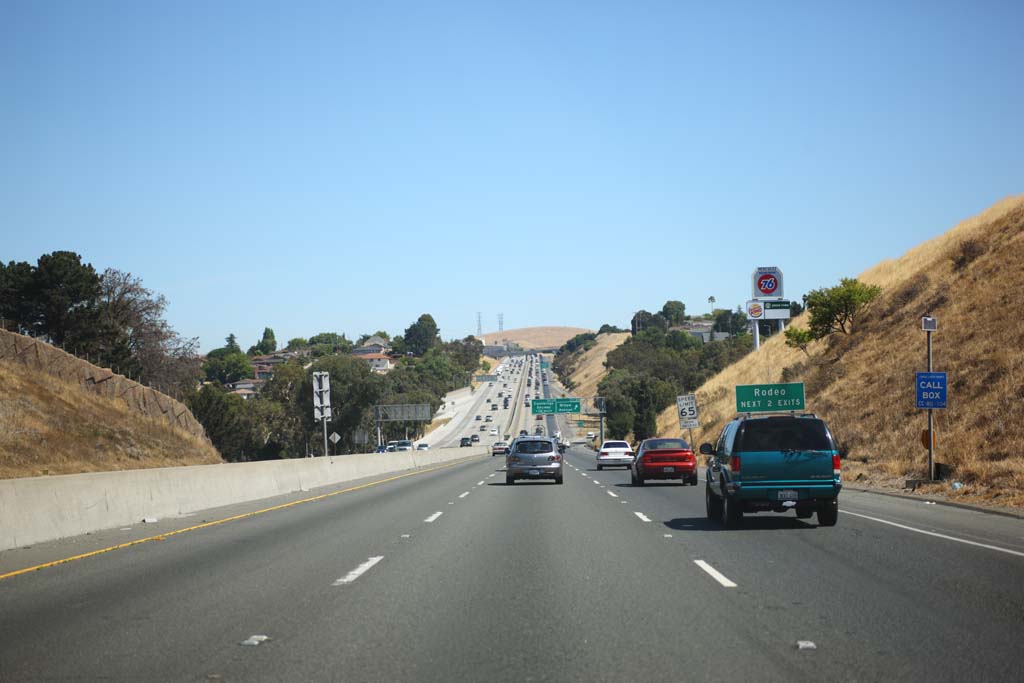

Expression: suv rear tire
xmin=818 ymin=499 xmax=839 ymax=526
xmin=506 ymin=473 xmax=514 ymax=485
xmin=724 ymin=494 xmax=743 ymax=528
xmin=705 ymin=483 xmax=723 ymax=521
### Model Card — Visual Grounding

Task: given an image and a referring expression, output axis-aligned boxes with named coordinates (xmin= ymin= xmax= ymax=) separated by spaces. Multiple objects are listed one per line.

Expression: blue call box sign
xmin=916 ymin=372 xmax=947 ymax=409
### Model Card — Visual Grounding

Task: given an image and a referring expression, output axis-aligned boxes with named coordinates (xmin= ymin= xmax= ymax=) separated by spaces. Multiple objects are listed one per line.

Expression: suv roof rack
xmin=737 ymin=411 xmax=818 ymax=420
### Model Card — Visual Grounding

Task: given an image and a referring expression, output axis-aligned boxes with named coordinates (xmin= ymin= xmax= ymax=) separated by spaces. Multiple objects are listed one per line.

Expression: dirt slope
xmin=480 ymin=326 xmax=592 ymax=350
xmin=566 ymin=333 xmax=631 ymax=399
xmin=656 ymin=195 xmax=1024 ymax=507
xmin=0 ymin=332 xmax=222 ymax=479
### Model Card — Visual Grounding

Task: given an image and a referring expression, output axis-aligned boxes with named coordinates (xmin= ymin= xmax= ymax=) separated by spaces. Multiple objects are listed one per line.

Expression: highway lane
xmin=2 ymin=441 xmax=1022 ymax=679
xmin=430 ymin=356 xmax=526 ymax=449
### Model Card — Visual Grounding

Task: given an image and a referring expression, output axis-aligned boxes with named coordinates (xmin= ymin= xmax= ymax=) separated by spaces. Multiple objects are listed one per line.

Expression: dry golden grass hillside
xmin=480 ymin=326 xmax=592 ymax=350
xmin=566 ymin=332 xmax=631 ymax=399
xmin=0 ymin=358 xmax=222 ymax=479
xmin=657 ymin=195 xmax=1024 ymax=507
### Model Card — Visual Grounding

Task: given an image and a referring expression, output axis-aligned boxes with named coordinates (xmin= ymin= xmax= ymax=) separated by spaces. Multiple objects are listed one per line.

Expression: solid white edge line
xmin=840 ymin=510 xmax=1024 ymax=558
xmin=634 ymin=512 xmax=652 ymax=522
xmin=333 ymin=556 xmax=384 ymax=586
xmin=607 ymin=491 xmax=619 ymax=498
xmin=694 ymin=560 xmax=737 ymax=588
xmin=424 ymin=511 xmax=443 ymax=523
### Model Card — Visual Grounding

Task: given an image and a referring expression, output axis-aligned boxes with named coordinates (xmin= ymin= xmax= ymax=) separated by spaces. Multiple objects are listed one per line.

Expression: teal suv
xmin=701 ymin=414 xmax=841 ymax=527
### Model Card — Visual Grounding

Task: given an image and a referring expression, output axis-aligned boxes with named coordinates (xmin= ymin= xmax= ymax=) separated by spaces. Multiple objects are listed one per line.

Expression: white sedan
xmin=596 ymin=440 xmax=634 ymax=470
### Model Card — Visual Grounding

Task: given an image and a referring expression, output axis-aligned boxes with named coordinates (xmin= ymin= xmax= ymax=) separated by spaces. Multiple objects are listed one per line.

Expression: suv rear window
xmin=515 ymin=440 xmax=554 ymax=454
xmin=734 ymin=418 xmax=836 ymax=452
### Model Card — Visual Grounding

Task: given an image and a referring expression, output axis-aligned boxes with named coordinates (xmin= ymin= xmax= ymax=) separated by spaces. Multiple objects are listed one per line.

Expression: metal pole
xmin=323 ymin=417 xmax=329 ymax=458
xmin=927 ymin=329 xmax=934 ymax=480
xmin=752 ymin=319 xmax=760 ymax=350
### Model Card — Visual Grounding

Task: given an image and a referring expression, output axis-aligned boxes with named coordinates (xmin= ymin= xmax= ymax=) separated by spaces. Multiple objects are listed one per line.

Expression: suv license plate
xmin=529 ymin=469 xmax=540 ymax=476
xmin=777 ymin=490 xmax=799 ymax=501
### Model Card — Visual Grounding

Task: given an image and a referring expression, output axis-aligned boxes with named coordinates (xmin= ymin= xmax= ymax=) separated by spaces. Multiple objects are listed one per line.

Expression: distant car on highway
xmin=475 ymin=415 xmax=482 ymax=421
xmin=471 ymin=434 xmax=480 ymax=442
xmin=702 ymin=414 xmax=842 ymax=527
xmin=630 ymin=438 xmax=697 ymax=486
xmin=491 ymin=441 xmax=509 ymax=456
xmin=395 ymin=440 xmax=413 ymax=452
xmin=519 ymin=430 xmax=528 ymax=437
xmin=596 ymin=440 xmax=633 ymax=470
xmin=460 ymin=437 xmax=472 ymax=447
xmin=506 ymin=436 xmax=563 ymax=485
xmin=416 ymin=443 xmax=430 ymax=451
xmin=490 ymin=428 xmax=498 ymax=436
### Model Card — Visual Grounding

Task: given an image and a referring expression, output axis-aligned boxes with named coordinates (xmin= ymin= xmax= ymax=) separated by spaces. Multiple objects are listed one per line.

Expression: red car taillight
xmin=833 ymin=453 xmax=841 ymax=476
xmin=730 ymin=455 xmax=741 ymax=473
xmin=548 ymin=454 xmax=561 ymax=462
xmin=599 ymin=451 xmax=607 ymax=457
xmin=624 ymin=451 xmax=633 ymax=458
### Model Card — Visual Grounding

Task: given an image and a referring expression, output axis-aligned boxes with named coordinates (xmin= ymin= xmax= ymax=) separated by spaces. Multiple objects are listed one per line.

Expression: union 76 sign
xmin=752 ymin=267 xmax=784 ymax=299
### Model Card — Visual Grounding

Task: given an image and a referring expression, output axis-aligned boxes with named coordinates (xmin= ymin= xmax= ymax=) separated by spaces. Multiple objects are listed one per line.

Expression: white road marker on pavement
xmin=840 ymin=510 xmax=1024 ymax=558
xmin=593 ymin=480 xmax=601 ymax=485
xmin=240 ymin=635 xmax=270 ymax=646
xmin=424 ymin=512 xmax=443 ymax=523
xmin=607 ymin=491 xmax=619 ymax=498
xmin=333 ymin=556 xmax=384 ymax=586
xmin=797 ymin=640 xmax=817 ymax=650
xmin=477 ymin=481 xmax=485 ymax=486
xmin=663 ymin=534 xmax=673 ymax=538
xmin=489 ymin=473 xmax=496 ymax=478
xmin=694 ymin=560 xmax=737 ymax=587
xmin=459 ymin=491 xmax=470 ymax=499
xmin=634 ymin=512 xmax=652 ymax=522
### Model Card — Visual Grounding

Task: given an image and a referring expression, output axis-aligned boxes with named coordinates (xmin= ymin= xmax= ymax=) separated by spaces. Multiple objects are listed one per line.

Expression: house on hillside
xmin=352 ymin=335 xmax=391 ymax=356
xmin=226 ymin=378 xmax=264 ymax=400
xmin=249 ymin=350 xmax=309 ymax=379
xmin=353 ymin=352 xmax=393 ymax=374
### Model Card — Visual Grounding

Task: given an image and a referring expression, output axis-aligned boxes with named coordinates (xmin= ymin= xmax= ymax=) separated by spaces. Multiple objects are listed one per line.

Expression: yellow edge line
xmin=0 ymin=457 xmax=481 ymax=583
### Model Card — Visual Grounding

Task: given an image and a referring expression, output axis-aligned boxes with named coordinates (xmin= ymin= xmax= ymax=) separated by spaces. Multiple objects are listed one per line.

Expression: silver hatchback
xmin=506 ymin=437 xmax=563 ymax=485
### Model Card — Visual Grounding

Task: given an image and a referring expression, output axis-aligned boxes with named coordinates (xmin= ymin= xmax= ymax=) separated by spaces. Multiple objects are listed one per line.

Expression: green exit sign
xmin=531 ymin=398 xmax=581 ymax=415
xmin=540 ymin=361 xmax=551 ymax=369
xmin=735 ymin=383 xmax=805 ymax=413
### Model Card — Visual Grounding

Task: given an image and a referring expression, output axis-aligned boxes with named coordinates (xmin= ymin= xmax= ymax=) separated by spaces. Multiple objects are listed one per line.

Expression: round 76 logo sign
xmin=751 ymin=267 xmax=784 ymax=299
xmin=756 ymin=274 xmax=778 ymax=295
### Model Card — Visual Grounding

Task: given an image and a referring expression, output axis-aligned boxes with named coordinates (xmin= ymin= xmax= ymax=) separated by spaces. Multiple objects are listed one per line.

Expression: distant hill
xmin=480 ymin=326 xmax=593 ymax=351
xmin=656 ymin=195 xmax=1024 ymax=507
xmin=0 ymin=330 xmax=221 ymax=479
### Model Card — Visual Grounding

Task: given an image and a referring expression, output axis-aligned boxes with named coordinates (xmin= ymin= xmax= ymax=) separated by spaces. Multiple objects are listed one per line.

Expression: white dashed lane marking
xmin=694 ymin=560 xmax=737 ymax=588
xmin=459 ymin=491 xmax=470 ymax=499
xmin=424 ymin=512 xmax=443 ymax=523
xmin=476 ymin=481 xmax=485 ymax=486
xmin=634 ymin=512 xmax=652 ymax=523
xmin=607 ymin=491 xmax=619 ymax=498
xmin=333 ymin=556 xmax=384 ymax=586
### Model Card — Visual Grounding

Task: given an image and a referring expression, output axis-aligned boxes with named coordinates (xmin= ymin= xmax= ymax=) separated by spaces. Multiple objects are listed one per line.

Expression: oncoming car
xmin=506 ymin=437 xmax=563 ymax=485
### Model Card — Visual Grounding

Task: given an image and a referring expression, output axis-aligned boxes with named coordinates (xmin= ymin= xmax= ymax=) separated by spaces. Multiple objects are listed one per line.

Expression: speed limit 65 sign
xmin=676 ymin=394 xmax=699 ymax=429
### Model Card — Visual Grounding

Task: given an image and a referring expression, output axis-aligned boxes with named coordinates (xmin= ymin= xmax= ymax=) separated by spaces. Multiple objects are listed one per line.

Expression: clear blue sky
xmin=3 ymin=1 xmax=1022 ymax=352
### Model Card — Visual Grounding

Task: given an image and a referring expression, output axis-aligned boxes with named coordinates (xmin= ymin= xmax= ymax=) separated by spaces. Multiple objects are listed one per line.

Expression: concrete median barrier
xmin=0 ymin=446 xmax=488 ymax=552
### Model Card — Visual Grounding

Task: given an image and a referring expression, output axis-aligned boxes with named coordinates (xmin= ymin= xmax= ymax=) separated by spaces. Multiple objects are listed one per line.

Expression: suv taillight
xmin=730 ymin=455 xmax=741 ymax=473
xmin=833 ymin=453 xmax=841 ymax=476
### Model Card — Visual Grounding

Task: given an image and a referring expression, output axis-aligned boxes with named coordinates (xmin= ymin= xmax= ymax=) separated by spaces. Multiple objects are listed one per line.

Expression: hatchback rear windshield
xmin=645 ymin=438 xmax=690 ymax=450
xmin=735 ymin=418 xmax=836 ymax=452
xmin=515 ymin=441 xmax=554 ymax=454
xmin=603 ymin=441 xmax=630 ymax=449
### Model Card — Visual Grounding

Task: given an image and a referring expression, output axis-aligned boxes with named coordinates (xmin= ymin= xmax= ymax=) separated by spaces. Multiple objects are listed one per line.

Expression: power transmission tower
xmin=476 ymin=312 xmax=482 ymax=337
xmin=498 ymin=313 xmax=504 ymax=332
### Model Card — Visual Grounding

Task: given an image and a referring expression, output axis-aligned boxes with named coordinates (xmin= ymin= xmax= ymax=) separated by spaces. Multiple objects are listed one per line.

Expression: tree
xmin=187 ymin=384 xmax=254 ymax=461
xmin=249 ymin=327 xmax=277 ymax=355
xmin=804 ymin=278 xmax=882 ymax=338
xmin=0 ymin=260 xmax=36 ymax=331
xmin=660 ymin=300 xmax=687 ymax=326
xmin=784 ymin=327 xmax=815 ymax=356
xmin=203 ymin=352 xmax=253 ymax=384
xmin=631 ymin=310 xmax=667 ymax=335
xmin=404 ymin=314 xmax=440 ymax=356
xmin=29 ymin=251 xmax=102 ymax=345
xmin=286 ymin=337 xmax=308 ymax=350
xmin=713 ymin=307 xmax=747 ymax=335
xmin=597 ymin=323 xmax=625 ymax=334
xmin=789 ymin=300 xmax=804 ymax=318
xmin=707 ymin=296 xmax=716 ymax=314
xmin=225 ymin=334 xmax=241 ymax=353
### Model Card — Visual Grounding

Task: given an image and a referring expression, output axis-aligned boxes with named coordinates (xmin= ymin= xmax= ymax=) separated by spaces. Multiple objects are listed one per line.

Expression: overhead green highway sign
xmin=735 ymin=383 xmax=805 ymax=413
xmin=531 ymin=398 xmax=582 ymax=415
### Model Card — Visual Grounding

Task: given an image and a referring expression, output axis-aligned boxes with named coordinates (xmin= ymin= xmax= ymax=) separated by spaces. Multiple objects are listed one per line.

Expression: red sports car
xmin=630 ymin=437 xmax=698 ymax=486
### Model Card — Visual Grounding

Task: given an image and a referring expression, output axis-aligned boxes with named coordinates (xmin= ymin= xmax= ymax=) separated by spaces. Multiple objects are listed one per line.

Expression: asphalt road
xmin=2 ymin=437 xmax=1023 ymax=682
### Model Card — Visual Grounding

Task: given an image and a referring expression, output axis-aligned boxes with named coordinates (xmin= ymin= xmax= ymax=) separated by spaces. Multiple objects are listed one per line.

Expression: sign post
xmin=676 ymin=394 xmax=699 ymax=447
xmin=918 ymin=315 xmax=942 ymax=480
xmin=312 ymin=372 xmax=331 ymax=457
